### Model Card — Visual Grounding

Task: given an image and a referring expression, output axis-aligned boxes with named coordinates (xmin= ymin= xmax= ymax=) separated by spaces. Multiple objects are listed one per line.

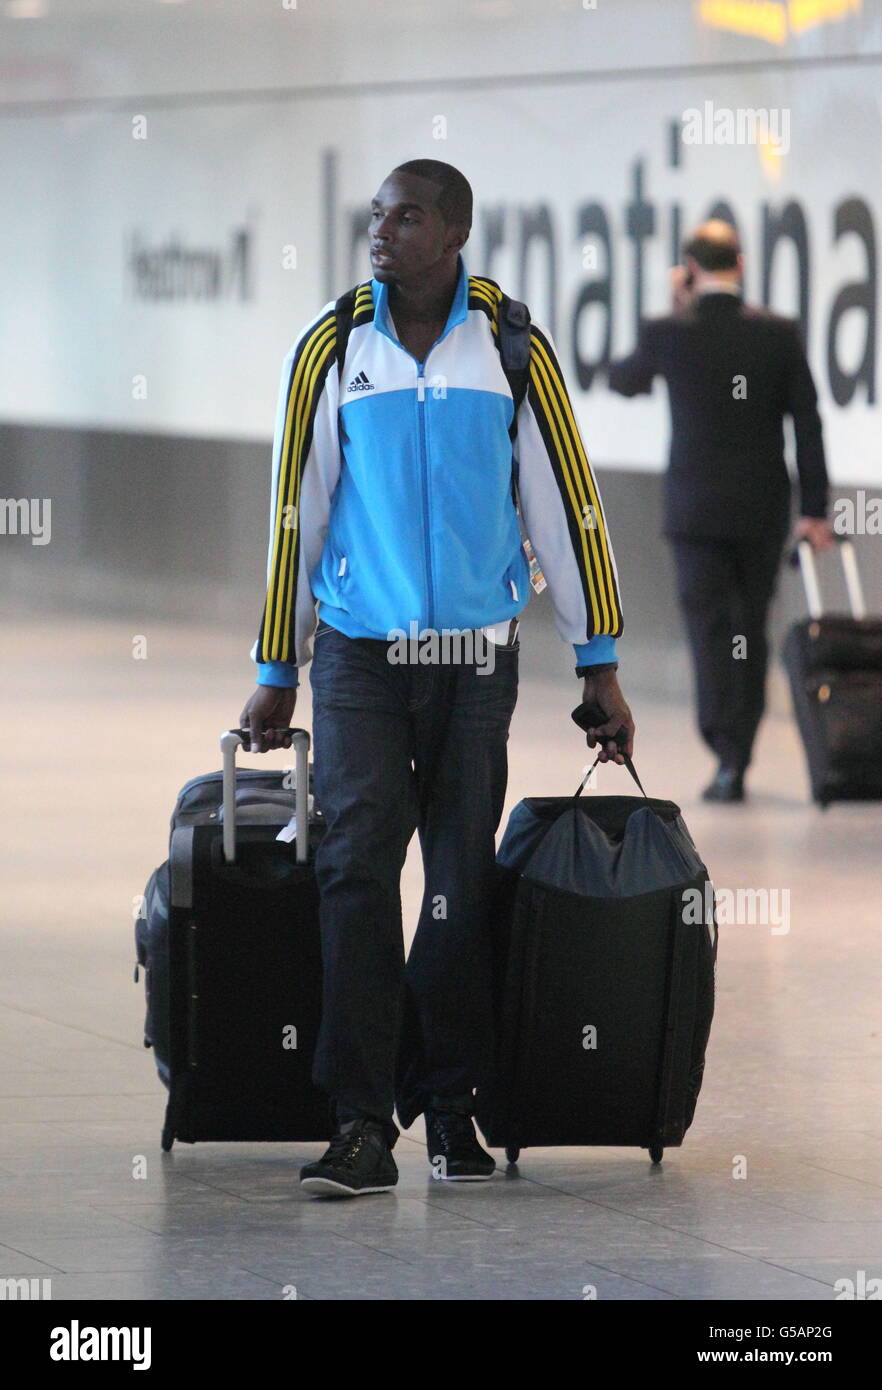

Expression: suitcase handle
xmin=220 ymin=728 xmax=310 ymax=865
xmin=788 ymin=537 xmax=866 ymax=621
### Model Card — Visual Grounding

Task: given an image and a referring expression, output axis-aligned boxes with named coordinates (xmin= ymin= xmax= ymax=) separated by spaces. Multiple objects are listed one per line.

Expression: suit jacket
xmin=607 ymin=292 xmax=828 ymax=538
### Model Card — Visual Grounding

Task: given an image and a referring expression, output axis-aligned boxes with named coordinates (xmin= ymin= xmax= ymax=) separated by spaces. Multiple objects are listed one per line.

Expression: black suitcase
xmin=135 ymin=727 xmax=333 ymax=1151
xmin=781 ymin=540 xmax=882 ymax=807
xmin=475 ymin=762 xmax=717 ymax=1167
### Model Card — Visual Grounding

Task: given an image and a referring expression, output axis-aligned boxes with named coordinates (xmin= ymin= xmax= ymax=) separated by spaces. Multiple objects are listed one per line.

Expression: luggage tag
xmin=523 ymin=537 xmax=546 ymax=594
xmin=275 ymin=793 xmax=314 ymax=843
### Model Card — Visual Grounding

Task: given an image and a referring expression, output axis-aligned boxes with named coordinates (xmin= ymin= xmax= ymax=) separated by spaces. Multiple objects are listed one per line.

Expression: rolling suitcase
xmin=135 ymin=727 xmax=333 ymax=1151
xmin=781 ymin=539 xmax=882 ymax=807
xmin=135 ymin=751 xmax=319 ymax=1091
xmin=475 ymin=759 xmax=717 ymax=1167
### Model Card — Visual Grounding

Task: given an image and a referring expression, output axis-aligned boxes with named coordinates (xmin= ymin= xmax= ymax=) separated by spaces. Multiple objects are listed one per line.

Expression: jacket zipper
xmin=416 ymin=360 xmax=435 ymax=630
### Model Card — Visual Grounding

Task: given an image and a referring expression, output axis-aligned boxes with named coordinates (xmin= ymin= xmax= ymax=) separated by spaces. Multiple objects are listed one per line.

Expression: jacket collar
xmin=696 ymin=290 xmax=743 ymax=311
xmin=372 ymin=254 xmax=469 ymax=349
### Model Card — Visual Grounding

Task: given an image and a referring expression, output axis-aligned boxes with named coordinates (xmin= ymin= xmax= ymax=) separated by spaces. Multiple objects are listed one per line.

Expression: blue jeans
xmin=308 ymin=621 xmax=519 ymax=1140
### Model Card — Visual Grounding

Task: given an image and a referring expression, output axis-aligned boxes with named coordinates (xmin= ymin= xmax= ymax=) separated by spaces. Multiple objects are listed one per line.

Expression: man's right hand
xmin=239 ymin=684 xmax=297 ymax=753
xmin=670 ymin=265 xmax=695 ymax=315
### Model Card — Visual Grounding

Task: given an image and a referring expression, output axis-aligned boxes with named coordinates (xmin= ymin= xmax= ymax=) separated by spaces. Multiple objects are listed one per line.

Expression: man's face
xmin=369 ymin=172 xmax=462 ymax=284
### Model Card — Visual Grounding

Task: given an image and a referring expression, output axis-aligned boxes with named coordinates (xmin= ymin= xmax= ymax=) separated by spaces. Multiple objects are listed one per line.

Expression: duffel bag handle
xmin=572 ymin=700 xmax=647 ymax=799
xmin=574 ymin=751 xmax=647 ymax=801
xmin=220 ymin=728 xmax=310 ymax=865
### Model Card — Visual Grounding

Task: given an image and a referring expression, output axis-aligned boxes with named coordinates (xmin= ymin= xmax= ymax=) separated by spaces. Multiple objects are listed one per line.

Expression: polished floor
xmin=1 ymin=612 xmax=881 ymax=1301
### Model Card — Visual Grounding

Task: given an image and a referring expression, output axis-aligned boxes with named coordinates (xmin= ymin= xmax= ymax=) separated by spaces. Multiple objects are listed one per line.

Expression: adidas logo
xmin=346 ymin=370 xmax=375 ymax=393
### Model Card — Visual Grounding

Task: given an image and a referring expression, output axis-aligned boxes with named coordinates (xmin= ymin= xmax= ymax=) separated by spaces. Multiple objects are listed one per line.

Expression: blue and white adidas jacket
xmin=252 ymin=256 xmax=623 ymax=686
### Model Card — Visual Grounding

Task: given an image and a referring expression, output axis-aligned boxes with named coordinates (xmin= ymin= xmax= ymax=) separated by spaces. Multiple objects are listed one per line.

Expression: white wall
xmin=1 ymin=0 xmax=879 ymax=484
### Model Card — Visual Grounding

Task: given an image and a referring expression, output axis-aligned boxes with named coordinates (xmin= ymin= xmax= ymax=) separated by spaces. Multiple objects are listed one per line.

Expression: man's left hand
xmin=793 ymin=516 xmax=836 ymax=552
xmin=580 ymin=670 xmax=636 ymax=764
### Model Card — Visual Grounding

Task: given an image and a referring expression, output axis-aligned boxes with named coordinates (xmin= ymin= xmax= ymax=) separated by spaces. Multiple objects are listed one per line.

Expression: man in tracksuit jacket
xmin=241 ymin=160 xmax=634 ymax=1197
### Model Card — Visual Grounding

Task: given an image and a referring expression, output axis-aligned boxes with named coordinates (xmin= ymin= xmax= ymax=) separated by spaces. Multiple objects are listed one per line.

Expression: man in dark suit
xmin=608 ymin=220 xmax=834 ymax=801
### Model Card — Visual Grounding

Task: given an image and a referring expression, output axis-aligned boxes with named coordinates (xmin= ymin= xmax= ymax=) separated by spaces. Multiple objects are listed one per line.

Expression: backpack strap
xmin=497 ymin=294 xmax=532 ymax=424
xmin=334 ymin=286 xmax=358 ymax=381
xmin=496 ymin=294 xmax=532 ymax=508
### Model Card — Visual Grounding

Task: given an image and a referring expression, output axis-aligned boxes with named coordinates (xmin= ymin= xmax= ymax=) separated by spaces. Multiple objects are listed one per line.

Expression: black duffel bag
xmin=475 ymin=760 xmax=717 ymax=1167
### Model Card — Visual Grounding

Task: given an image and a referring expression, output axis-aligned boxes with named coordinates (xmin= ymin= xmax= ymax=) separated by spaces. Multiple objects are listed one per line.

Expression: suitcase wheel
xmin=505 ymin=1147 xmax=520 ymax=1165
xmin=161 ymin=1122 xmax=174 ymax=1153
xmin=649 ymin=1144 xmax=663 ymax=1165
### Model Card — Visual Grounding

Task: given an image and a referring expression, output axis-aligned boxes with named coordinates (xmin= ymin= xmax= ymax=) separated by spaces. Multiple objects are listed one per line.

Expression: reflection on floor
xmin=1 ymin=614 xmax=880 ymax=1300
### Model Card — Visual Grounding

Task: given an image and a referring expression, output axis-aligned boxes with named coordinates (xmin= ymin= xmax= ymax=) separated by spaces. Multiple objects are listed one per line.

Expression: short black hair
xmin=391 ymin=160 xmax=473 ymax=232
xmin=682 ymin=231 xmax=741 ymax=271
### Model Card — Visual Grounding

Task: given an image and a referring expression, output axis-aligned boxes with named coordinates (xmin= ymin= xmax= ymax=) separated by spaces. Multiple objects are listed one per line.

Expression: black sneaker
xmin=702 ymin=765 xmax=745 ymax=803
xmin=425 ymin=1102 xmax=496 ymax=1182
xmin=300 ymin=1118 xmax=398 ymax=1198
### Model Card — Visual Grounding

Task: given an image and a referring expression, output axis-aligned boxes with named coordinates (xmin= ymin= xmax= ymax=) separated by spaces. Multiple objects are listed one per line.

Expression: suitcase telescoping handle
xmin=790 ymin=537 xmax=866 ymax=621
xmin=219 ymin=727 xmax=311 ymax=865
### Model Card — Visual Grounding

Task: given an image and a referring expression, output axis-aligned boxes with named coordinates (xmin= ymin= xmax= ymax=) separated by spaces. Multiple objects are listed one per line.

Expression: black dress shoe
xmin=300 ymin=1118 xmax=398 ymax=1198
xmin=702 ymin=766 xmax=745 ymax=803
xmin=425 ymin=1098 xmax=496 ymax=1181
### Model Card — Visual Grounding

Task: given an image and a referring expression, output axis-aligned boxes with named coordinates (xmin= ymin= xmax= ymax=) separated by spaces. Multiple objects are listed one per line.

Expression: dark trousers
xmin=670 ymin=528 xmax=788 ymax=774
xmin=308 ymin=622 xmax=519 ymax=1141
